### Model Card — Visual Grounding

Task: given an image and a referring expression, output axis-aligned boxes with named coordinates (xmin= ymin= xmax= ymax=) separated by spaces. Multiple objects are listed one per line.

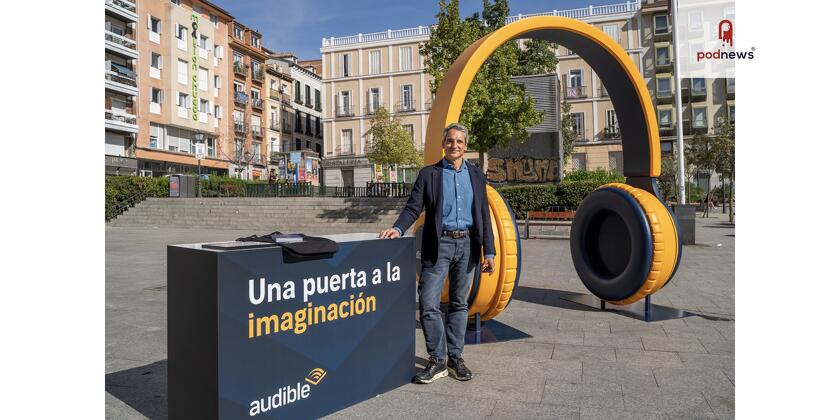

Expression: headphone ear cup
xmin=570 ymin=183 xmax=680 ymax=304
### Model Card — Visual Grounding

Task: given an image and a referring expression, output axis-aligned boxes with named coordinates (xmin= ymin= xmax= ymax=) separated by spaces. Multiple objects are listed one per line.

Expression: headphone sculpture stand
xmin=423 ymin=16 xmax=690 ymax=335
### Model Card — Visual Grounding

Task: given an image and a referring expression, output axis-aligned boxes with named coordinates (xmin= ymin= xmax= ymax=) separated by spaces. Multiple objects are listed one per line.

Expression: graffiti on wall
xmin=486 ymin=157 xmax=560 ymax=183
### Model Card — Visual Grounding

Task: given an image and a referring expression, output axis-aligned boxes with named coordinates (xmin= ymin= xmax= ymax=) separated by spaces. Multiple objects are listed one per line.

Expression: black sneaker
xmin=413 ymin=357 xmax=448 ymax=384
xmin=447 ymin=356 xmax=473 ymax=381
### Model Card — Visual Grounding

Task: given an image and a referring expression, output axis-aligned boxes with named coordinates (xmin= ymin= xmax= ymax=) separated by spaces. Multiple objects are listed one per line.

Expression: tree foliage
xmin=364 ymin=107 xmax=423 ymax=168
xmin=420 ymin=0 xmax=560 ymax=171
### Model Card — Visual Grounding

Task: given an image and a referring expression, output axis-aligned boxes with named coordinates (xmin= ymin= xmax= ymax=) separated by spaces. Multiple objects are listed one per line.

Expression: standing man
xmin=379 ymin=123 xmax=495 ymax=384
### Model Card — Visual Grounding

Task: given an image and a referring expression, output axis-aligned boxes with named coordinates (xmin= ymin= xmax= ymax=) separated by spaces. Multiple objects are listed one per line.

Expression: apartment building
xmin=266 ymin=52 xmax=324 ymax=185
xmin=639 ymin=0 xmax=733 ymax=191
xmin=228 ymin=20 xmax=269 ymax=179
xmin=320 ymin=26 xmax=432 ymax=187
xmin=132 ymin=0 xmax=233 ymax=177
xmin=321 ymin=1 xmax=734 ymax=189
xmin=105 ymin=0 xmax=141 ymax=175
xmin=263 ymin=60 xmax=294 ymax=173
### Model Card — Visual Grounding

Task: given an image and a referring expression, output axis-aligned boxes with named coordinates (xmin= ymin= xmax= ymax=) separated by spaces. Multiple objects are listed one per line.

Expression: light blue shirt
xmin=441 ymin=159 xmax=473 ymax=231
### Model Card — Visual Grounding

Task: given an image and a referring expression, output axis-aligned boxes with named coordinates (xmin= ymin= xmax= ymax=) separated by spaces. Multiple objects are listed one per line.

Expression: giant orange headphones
xmin=419 ymin=16 xmax=682 ymax=318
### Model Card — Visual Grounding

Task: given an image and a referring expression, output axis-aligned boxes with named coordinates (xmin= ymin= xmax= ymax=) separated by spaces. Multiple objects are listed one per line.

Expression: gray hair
xmin=443 ymin=123 xmax=469 ymax=145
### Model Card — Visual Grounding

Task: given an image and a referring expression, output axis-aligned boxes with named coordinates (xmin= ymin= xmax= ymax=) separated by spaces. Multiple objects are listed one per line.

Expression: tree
xmin=420 ymin=0 xmax=560 ymax=172
xmin=558 ymin=100 xmax=576 ymax=171
xmin=685 ymin=131 xmax=715 ymax=215
xmin=365 ymin=107 xmax=423 ymax=170
xmin=710 ymin=119 xmax=735 ymax=222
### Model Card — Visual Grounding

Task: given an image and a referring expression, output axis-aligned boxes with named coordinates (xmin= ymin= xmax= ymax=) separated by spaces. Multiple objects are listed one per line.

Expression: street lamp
xmin=194 ymin=132 xmax=206 ymax=198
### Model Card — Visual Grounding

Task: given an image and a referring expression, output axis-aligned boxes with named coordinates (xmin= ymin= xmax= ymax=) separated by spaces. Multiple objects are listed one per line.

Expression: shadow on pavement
xmin=105 ymin=359 xmax=167 ymax=420
xmin=512 ymin=286 xmax=734 ymax=322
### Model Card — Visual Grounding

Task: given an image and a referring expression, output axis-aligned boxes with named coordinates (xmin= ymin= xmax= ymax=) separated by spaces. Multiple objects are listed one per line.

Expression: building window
xmin=295 ymin=81 xmax=302 ymax=102
xmin=199 ymin=35 xmax=209 ymax=51
xmin=214 ymin=105 xmax=222 ymax=118
xmin=658 ymin=108 xmax=673 ymax=128
xmin=654 ymin=15 xmax=669 ymax=34
xmin=251 ymin=35 xmax=261 ymax=48
xmin=200 ymin=99 xmax=210 ymax=115
xmin=176 ymin=25 xmax=187 ymax=40
xmin=602 ymin=24 xmax=619 ymax=44
xmin=341 ymin=129 xmax=352 ymax=151
xmin=315 ymin=89 xmax=321 ymax=109
xmin=214 ymin=44 xmax=224 ymax=59
xmin=691 ymin=78 xmax=706 ymax=94
xmin=178 ymin=92 xmax=189 ymax=108
xmin=148 ymin=16 xmax=161 ymax=34
xmin=341 ymin=53 xmax=351 ymax=77
xmin=692 ymin=107 xmax=707 ymax=128
xmin=609 ymin=151 xmax=624 ymax=175
xmin=605 ymin=109 xmax=619 ymax=138
xmin=214 ymin=75 xmax=221 ymax=89
xmin=177 ymin=59 xmax=188 ymax=84
xmin=569 ymin=69 xmax=583 ymax=87
xmin=305 ymin=85 xmax=312 ymax=107
xmin=198 ymin=67 xmax=208 ymax=91
xmin=728 ymin=105 xmax=735 ymax=123
xmin=655 ymin=46 xmax=669 ymax=66
xmin=400 ymin=84 xmax=413 ymax=110
xmin=234 ymin=26 xmax=244 ymax=40
xmin=296 ymin=138 xmax=302 ymax=150
xmin=149 ymin=123 xmax=163 ymax=149
xmin=688 ymin=10 xmax=704 ymax=31
xmin=661 ymin=141 xmax=673 ymax=155
xmin=151 ymin=88 xmax=163 ymax=104
xmin=210 ymin=14 xmax=218 ymax=28
xmin=369 ymin=50 xmax=381 ymax=74
xmin=571 ymin=113 xmax=584 ymax=138
xmin=403 ymin=124 xmax=414 ymax=142
xmin=368 ymin=87 xmax=381 ymax=112
xmin=151 ymin=52 xmax=161 ymax=69
xmin=306 ymin=140 xmax=311 ymax=150
xmin=233 ymin=52 xmax=244 ymax=66
xmin=571 ymin=153 xmax=586 ymax=170
xmin=171 ymin=0 xmax=180 ymax=5
xmin=399 ymin=47 xmax=412 ymax=71
xmin=339 ymin=91 xmax=352 ymax=115
xmin=656 ymin=77 xmax=671 ymax=96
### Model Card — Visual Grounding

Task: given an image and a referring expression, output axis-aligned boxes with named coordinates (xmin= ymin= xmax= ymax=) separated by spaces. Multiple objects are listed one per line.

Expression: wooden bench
xmin=524 ymin=210 xmax=576 ymax=239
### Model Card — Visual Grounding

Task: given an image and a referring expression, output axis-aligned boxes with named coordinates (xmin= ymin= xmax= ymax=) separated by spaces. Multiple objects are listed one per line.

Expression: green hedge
xmin=105 ymin=176 xmax=168 ymax=221
xmin=562 ymin=169 xmax=625 ymax=183
xmin=497 ymin=174 xmax=623 ymax=219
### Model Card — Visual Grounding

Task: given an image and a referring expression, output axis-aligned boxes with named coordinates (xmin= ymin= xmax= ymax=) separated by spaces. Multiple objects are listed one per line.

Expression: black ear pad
xmin=570 ymin=187 xmax=653 ymax=302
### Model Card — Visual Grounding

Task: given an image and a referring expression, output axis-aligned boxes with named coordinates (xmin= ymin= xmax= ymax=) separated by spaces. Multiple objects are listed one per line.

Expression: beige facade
xmin=105 ymin=0 xmax=141 ymax=175
xmin=321 ymin=0 xmax=734 ymax=190
xmin=321 ymin=31 xmax=432 ymax=186
xmin=133 ymin=0 xmax=233 ymax=176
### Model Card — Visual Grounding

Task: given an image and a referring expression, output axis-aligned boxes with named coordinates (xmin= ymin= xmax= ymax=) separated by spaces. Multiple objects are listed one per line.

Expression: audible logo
xmin=249 ymin=368 xmax=326 ymax=417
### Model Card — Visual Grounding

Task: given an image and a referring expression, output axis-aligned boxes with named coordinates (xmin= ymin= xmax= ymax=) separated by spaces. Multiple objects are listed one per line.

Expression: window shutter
xmin=147 ymin=14 xmax=151 ymax=29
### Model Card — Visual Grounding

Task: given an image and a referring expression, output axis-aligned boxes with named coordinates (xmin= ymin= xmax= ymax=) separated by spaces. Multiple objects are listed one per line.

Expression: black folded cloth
xmin=236 ymin=231 xmax=338 ymax=258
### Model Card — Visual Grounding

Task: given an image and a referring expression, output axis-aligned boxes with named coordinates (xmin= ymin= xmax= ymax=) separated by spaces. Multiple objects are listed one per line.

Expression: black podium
xmin=167 ymin=233 xmax=415 ymax=419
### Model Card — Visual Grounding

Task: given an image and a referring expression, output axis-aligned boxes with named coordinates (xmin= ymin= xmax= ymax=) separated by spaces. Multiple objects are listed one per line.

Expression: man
xmin=379 ymin=123 xmax=495 ymax=384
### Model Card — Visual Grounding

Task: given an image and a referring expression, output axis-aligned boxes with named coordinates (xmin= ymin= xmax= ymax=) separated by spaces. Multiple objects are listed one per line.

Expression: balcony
xmin=395 ymin=100 xmax=416 ymax=113
xmin=689 ymin=81 xmax=707 ymax=101
xmin=294 ymin=121 xmax=303 ymax=133
xmin=234 ymin=91 xmax=248 ymax=107
xmin=655 ymin=88 xmax=674 ymax=104
xmin=105 ymin=109 xmax=138 ymax=133
xmin=252 ymin=98 xmax=264 ymax=110
xmin=269 ymin=89 xmax=281 ymax=101
xmin=564 ymin=85 xmax=588 ymax=99
xmin=252 ymin=68 xmax=264 ymax=83
xmin=655 ymin=57 xmax=671 ymax=72
xmin=335 ymin=105 xmax=354 ymax=118
xmin=294 ymin=95 xmax=304 ymax=105
xmin=105 ymin=67 xmax=138 ymax=95
xmin=281 ymin=93 xmax=292 ymax=106
xmin=336 ymin=145 xmax=354 ymax=156
xmin=233 ymin=61 xmax=247 ymax=77
xmin=365 ymin=102 xmax=384 ymax=115
xmin=282 ymin=119 xmax=292 ymax=133
xmin=603 ymin=126 xmax=620 ymax=140
xmin=270 ymin=118 xmax=281 ymax=131
xmin=653 ymin=28 xmax=671 ymax=43
xmin=598 ymin=87 xmax=609 ymax=98
xmin=105 ymin=0 xmax=137 ymax=21
xmin=252 ymin=125 xmax=264 ymax=139
xmin=104 ymin=27 xmax=137 ymax=58
xmin=252 ymin=154 xmax=267 ymax=167
xmin=234 ymin=121 xmax=246 ymax=134
xmin=658 ymin=121 xmax=675 ymax=135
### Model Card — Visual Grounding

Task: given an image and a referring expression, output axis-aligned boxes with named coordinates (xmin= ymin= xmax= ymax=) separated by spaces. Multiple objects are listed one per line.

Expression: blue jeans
xmin=418 ymin=236 xmax=476 ymax=359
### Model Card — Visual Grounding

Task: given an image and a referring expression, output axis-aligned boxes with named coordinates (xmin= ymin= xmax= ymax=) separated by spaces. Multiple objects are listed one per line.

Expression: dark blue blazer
xmin=393 ymin=159 xmax=495 ymax=266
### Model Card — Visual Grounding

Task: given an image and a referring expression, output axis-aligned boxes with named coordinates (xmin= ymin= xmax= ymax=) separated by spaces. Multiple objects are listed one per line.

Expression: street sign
xmin=195 ymin=143 xmax=206 ymax=160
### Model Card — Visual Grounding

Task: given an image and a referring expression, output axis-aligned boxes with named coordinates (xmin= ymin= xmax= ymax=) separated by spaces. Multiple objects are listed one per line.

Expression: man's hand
xmin=481 ymin=257 xmax=495 ymax=274
xmin=379 ymin=228 xmax=400 ymax=239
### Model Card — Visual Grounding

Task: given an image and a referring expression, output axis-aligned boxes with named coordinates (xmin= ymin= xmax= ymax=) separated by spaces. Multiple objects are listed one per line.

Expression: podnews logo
xmin=696 ymin=19 xmax=755 ymax=62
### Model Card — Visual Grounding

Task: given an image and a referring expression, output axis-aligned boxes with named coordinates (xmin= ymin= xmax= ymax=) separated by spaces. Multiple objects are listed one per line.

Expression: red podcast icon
xmin=718 ymin=19 xmax=733 ymax=47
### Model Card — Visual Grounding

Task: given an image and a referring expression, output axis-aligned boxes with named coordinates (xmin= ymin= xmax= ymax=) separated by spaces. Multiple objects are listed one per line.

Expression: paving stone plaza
xmin=106 ymin=212 xmax=734 ymax=419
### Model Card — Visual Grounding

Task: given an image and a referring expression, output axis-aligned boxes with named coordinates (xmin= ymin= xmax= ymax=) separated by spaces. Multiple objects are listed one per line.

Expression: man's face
xmin=442 ymin=129 xmax=467 ymax=161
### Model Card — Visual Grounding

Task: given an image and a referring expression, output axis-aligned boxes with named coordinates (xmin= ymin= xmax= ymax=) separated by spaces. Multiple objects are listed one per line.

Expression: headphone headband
xmin=424 ymin=16 xmax=661 ymax=181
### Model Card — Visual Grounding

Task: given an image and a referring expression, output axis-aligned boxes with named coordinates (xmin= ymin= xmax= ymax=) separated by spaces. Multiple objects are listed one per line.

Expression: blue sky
xmin=212 ymin=0 xmax=622 ymax=60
